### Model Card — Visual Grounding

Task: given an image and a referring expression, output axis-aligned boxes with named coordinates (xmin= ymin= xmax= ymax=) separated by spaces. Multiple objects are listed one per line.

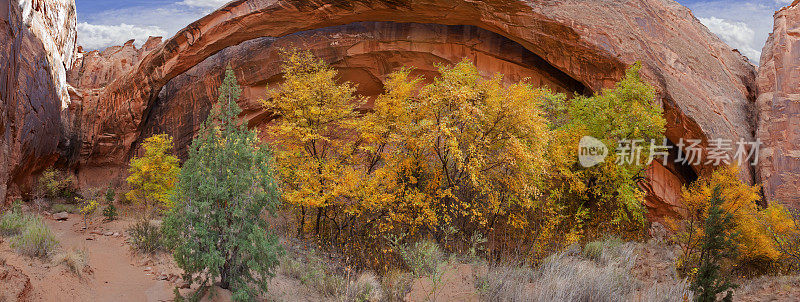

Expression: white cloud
xmin=77 ymin=22 xmax=167 ymax=50
xmin=685 ymin=1 xmax=785 ymax=65
xmin=699 ymin=16 xmax=762 ymax=61
xmin=178 ymin=0 xmax=229 ymax=9
xmin=76 ymin=2 xmax=222 ymax=50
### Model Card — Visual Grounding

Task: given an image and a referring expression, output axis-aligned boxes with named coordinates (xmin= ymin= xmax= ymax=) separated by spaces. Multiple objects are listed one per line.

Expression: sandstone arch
xmin=73 ymin=0 xmax=757 ymax=216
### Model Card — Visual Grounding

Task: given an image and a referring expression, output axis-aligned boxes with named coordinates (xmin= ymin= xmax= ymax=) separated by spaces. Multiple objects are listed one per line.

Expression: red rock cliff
xmin=1 ymin=0 xmax=78 ymax=201
xmin=756 ymin=0 xmax=800 ymax=208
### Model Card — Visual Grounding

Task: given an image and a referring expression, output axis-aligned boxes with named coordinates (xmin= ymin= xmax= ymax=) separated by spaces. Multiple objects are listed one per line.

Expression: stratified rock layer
xmin=757 ymin=0 xmax=800 ymax=208
xmin=1 ymin=0 xmax=77 ymax=201
xmin=142 ymin=22 xmax=589 ymax=160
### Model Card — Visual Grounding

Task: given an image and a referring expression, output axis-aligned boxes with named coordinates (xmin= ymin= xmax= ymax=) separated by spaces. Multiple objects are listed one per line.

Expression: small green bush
xmin=103 ymin=204 xmax=118 ymax=221
xmin=0 ymin=211 xmax=28 ymax=236
xmin=51 ymin=203 xmax=78 ymax=214
xmin=280 ymin=254 xmax=347 ymax=297
xmin=127 ymin=220 xmax=163 ymax=254
xmin=10 ymin=217 xmax=59 ymax=258
xmin=105 ymin=188 xmax=116 ymax=203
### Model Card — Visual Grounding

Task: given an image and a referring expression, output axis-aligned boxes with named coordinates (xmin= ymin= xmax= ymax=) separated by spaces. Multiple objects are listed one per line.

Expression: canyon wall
xmin=0 ymin=0 xmax=77 ymax=201
xmin=757 ymin=0 xmax=800 ymax=208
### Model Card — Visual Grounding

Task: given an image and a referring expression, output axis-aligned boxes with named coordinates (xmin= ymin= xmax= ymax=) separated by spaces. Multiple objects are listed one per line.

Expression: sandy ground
xmin=0 ymin=214 xmax=177 ymax=302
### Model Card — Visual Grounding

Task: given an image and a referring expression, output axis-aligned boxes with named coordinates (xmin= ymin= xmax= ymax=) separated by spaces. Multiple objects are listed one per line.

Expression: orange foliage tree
xmin=264 ymin=50 xmax=667 ymax=268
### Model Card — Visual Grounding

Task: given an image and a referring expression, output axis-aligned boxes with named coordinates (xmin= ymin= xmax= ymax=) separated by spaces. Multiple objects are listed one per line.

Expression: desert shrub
xmin=265 ymin=50 xmax=665 ymax=269
xmin=0 ymin=210 xmax=28 ymax=236
xmin=103 ymin=204 xmax=118 ymax=221
xmin=105 ymin=188 xmax=116 ymax=203
xmin=532 ymin=243 xmax=636 ymax=301
xmin=480 ymin=241 xmax=637 ymax=302
xmin=387 ymin=237 xmax=444 ymax=277
xmin=478 ymin=265 xmax=537 ymax=302
xmin=344 ymin=272 xmax=384 ymax=302
xmin=36 ymin=168 xmax=77 ymax=199
xmin=10 ymin=217 xmax=59 ymax=258
xmin=54 ymin=248 xmax=87 ymax=277
xmin=382 ymin=269 xmax=412 ymax=301
xmin=126 ymin=134 xmax=180 ymax=217
xmin=127 ymin=220 xmax=163 ymax=254
xmin=163 ymin=67 xmax=281 ymax=301
xmin=50 ymin=203 xmax=77 ymax=214
xmin=280 ymin=253 xmax=346 ymax=297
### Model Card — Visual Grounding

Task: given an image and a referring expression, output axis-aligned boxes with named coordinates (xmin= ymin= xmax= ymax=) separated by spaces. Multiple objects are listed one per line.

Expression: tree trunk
xmin=220 ymin=261 xmax=231 ymax=289
xmin=314 ymin=207 xmax=323 ymax=234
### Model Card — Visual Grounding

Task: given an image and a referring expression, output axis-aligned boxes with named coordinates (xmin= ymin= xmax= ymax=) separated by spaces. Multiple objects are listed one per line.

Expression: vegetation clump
xmin=9 ymin=215 xmax=59 ymax=258
xmin=126 ymin=219 xmax=164 ymax=254
xmin=35 ymin=168 xmax=77 ymax=200
xmin=263 ymin=50 xmax=666 ymax=268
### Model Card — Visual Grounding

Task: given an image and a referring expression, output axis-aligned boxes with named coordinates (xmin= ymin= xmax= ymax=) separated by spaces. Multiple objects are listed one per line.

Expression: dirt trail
xmin=0 ymin=214 xmax=175 ymax=301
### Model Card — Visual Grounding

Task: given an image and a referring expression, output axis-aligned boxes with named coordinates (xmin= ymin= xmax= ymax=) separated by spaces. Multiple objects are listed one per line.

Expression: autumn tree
xmin=262 ymin=49 xmax=365 ymax=237
xmin=360 ymin=61 xmax=552 ymax=245
xmin=540 ymin=63 xmax=666 ymax=244
xmin=126 ymin=134 xmax=180 ymax=216
xmin=163 ymin=67 xmax=281 ymax=300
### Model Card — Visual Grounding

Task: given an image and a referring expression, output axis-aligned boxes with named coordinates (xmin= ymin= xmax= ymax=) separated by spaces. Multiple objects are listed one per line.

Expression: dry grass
xmin=54 ymin=248 xmax=88 ymax=277
xmin=478 ymin=238 xmax=693 ymax=302
xmin=381 ymin=269 xmax=413 ymax=301
xmin=280 ymin=251 xmax=347 ymax=297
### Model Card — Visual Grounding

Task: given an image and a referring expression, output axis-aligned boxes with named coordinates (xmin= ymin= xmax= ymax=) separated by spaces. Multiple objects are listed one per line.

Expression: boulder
xmin=53 ymin=211 xmax=69 ymax=220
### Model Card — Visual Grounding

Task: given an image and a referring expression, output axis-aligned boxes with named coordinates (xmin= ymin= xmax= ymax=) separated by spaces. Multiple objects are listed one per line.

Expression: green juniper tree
xmin=163 ymin=66 xmax=282 ymax=301
xmin=691 ymin=185 xmax=738 ymax=302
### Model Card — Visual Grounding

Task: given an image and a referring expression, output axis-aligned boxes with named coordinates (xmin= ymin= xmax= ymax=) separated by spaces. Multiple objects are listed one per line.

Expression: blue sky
xmin=74 ymin=0 xmax=793 ymax=64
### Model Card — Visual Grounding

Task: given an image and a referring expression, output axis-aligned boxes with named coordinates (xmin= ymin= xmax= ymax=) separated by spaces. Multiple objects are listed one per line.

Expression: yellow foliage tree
xmin=262 ymin=50 xmax=365 ymax=236
xmin=126 ymin=134 xmax=180 ymax=216
xmin=668 ymin=165 xmax=794 ymax=276
xmin=540 ymin=63 xmax=666 ymax=245
xmin=265 ymin=50 xmax=667 ymax=267
xmin=359 ymin=62 xmax=552 ymax=244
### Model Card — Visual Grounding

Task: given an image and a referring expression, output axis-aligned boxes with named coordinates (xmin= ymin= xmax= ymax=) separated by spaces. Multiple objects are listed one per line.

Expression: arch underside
xmin=139 ymin=22 xmax=589 ymax=159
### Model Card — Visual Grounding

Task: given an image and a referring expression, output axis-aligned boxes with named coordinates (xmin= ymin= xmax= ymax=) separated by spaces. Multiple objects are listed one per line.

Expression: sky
xmin=75 ymin=0 xmax=794 ymax=64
